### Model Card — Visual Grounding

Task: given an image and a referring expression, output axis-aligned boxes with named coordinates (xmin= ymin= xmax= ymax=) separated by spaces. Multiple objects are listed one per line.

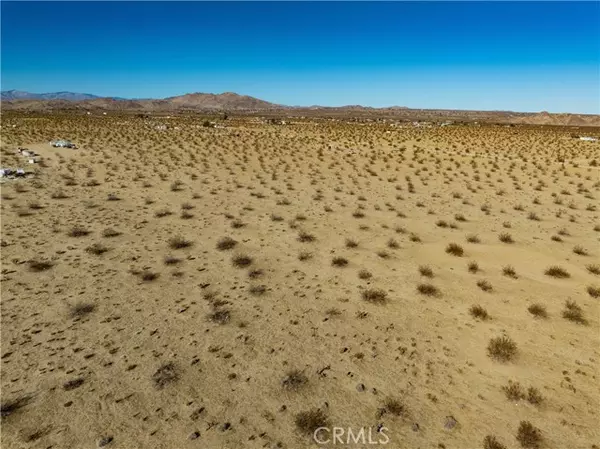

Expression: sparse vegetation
xmin=487 ymin=335 xmax=517 ymax=362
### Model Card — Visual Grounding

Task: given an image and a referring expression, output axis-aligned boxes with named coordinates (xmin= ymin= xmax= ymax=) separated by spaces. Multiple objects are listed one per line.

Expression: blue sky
xmin=1 ymin=2 xmax=599 ymax=113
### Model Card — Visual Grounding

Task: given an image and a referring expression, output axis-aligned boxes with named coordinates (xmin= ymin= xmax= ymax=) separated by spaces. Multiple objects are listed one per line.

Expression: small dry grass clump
xmin=297 ymin=231 xmax=316 ymax=242
xmin=298 ymin=251 xmax=312 ymax=261
xmin=332 ymin=256 xmax=349 ymax=267
xmin=544 ymin=265 xmax=570 ymax=278
xmin=248 ymin=285 xmax=267 ymax=296
xmin=345 ymin=238 xmax=359 ymax=248
xmin=154 ymin=208 xmax=172 ymax=218
xmin=477 ymin=279 xmax=493 ymax=292
xmin=69 ymin=302 xmax=95 ymax=318
xmin=208 ymin=309 xmax=231 ymax=325
xmin=527 ymin=387 xmax=544 ymax=405
xmin=85 ymin=243 xmax=109 ymax=255
xmin=380 ymin=398 xmax=405 ymax=417
xmin=28 ymin=259 xmax=54 ymax=272
xmin=168 ymin=236 xmax=192 ymax=249
xmin=417 ymin=283 xmax=441 ymax=297
xmin=102 ymin=228 xmax=121 ymax=238
xmin=572 ymin=245 xmax=588 ymax=256
xmin=216 ymin=237 xmax=237 ymax=251
xmin=295 ymin=408 xmax=329 ymax=436
xmin=498 ymin=232 xmax=514 ymax=243
xmin=562 ymin=300 xmax=586 ymax=324
xmin=387 ymin=238 xmax=400 ymax=249
xmin=502 ymin=265 xmax=517 ymax=278
xmin=68 ymin=226 xmax=90 ymax=237
xmin=231 ymin=219 xmax=246 ymax=229
xmin=466 ymin=234 xmax=480 ymax=243
xmin=232 ymin=254 xmax=253 ymax=268
xmin=468 ymin=261 xmax=480 ymax=273
xmin=361 ymin=288 xmax=388 ymax=304
xmin=483 ymin=435 xmax=507 ymax=449
xmin=152 ymin=362 xmax=179 ymax=389
xmin=502 ymin=381 xmax=525 ymax=400
xmin=487 ymin=335 xmax=517 ymax=362
xmin=527 ymin=304 xmax=548 ymax=318
xmin=141 ymin=271 xmax=159 ymax=282
xmin=586 ymin=264 xmax=600 ymax=275
xmin=516 ymin=421 xmax=542 ymax=448
xmin=469 ymin=305 xmax=489 ymax=320
xmin=419 ymin=265 xmax=433 ymax=277
xmin=164 ymin=256 xmax=182 ymax=265
xmin=358 ymin=269 xmax=372 ymax=280
xmin=281 ymin=369 xmax=308 ymax=391
xmin=586 ymin=285 xmax=600 ymax=298
xmin=445 ymin=243 xmax=464 ymax=256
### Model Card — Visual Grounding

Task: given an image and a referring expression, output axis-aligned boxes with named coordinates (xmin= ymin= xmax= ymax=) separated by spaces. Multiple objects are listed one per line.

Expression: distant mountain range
xmin=2 ymin=90 xmax=599 ymax=127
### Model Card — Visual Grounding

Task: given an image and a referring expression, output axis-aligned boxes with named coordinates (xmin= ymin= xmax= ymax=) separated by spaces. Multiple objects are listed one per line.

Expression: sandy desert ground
xmin=1 ymin=114 xmax=599 ymax=449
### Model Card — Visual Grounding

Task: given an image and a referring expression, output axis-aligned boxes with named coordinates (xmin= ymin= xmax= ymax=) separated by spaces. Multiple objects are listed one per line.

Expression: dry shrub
xmin=361 ymin=289 xmax=388 ymax=304
xmin=487 ymin=335 xmax=517 ymax=362
xmin=516 ymin=421 xmax=542 ymax=448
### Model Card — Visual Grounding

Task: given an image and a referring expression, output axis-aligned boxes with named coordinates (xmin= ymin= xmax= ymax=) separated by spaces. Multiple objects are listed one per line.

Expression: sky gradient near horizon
xmin=1 ymin=1 xmax=599 ymax=113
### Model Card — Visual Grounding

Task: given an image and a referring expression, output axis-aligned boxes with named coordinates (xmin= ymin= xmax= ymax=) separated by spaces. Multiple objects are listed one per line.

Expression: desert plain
xmin=1 ymin=113 xmax=599 ymax=449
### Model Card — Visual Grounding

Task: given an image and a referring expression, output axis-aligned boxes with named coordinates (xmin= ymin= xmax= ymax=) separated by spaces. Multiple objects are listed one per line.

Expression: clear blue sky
xmin=1 ymin=1 xmax=599 ymax=113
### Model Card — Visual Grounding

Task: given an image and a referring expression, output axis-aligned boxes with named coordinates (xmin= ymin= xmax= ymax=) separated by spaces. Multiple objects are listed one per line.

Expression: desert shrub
xmin=141 ymin=271 xmax=159 ymax=282
xmin=361 ymin=289 xmax=388 ymax=304
xmin=295 ymin=409 xmax=329 ymax=436
xmin=516 ymin=421 xmax=542 ymax=448
xmin=544 ymin=265 xmax=570 ymax=278
xmin=469 ymin=305 xmax=489 ymax=320
xmin=332 ymin=257 xmax=349 ymax=267
xmin=526 ymin=387 xmax=544 ymax=405
xmin=468 ymin=261 xmax=480 ymax=273
xmin=419 ymin=265 xmax=433 ymax=277
xmin=68 ymin=226 xmax=90 ymax=237
xmin=69 ymin=302 xmax=95 ymax=318
xmin=232 ymin=254 xmax=253 ymax=267
xmin=502 ymin=381 xmax=525 ymax=400
xmin=28 ymin=260 xmax=54 ymax=272
xmin=387 ymin=238 xmax=399 ymax=249
xmin=297 ymin=231 xmax=316 ymax=242
xmin=586 ymin=264 xmax=600 ymax=275
xmin=345 ymin=238 xmax=359 ymax=248
xmin=502 ymin=265 xmax=517 ymax=278
xmin=216 ymin=237 xmax=237 ymax=251
xmin=563 ymin=300 xmax=586 ymax=324
xmin=380 ymin=398 xmax=405 ymax=417
xmin=417 ymin=283 xmax=441 ymax=297
xmin=477 ymin=279 xmax=493 ymax=292
xmin=527 ymin=304 xmax=547 ymax=318
xmin=445 ymin=243 xmax=464 ymax=256
xmin=466 ymin=234 xmax=480 ymax=243
xmin=282 ymin=369 xmax=308 ymax=391
xmin=152 ymin=362 xmax=179 ymax=389
xmin=168 ymin=236 xmax=192 ymax=249
xmin=483 ymin=435 xmax=507 ymax=449
xmin=498 ymin=232 xmax=514 ymax=243
xmin=208 ymin=309 xmax=231 ymax=325
xmin=573 ymin=245 xmax=588 ymax=256
xmin=487 ymin=335 xmax=517 ymax=362
xmin=85 ymin=243 xmax=109 ymax=255
xmin=587 ymin=285 xmax=600 ymax=298
xmin=298 ymin=251 xmax=312 ymax=261
xmin=102 ymin=228 xmax=121 ymax=238
xmin=358 ymin=269 xmax=372 ymax=280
